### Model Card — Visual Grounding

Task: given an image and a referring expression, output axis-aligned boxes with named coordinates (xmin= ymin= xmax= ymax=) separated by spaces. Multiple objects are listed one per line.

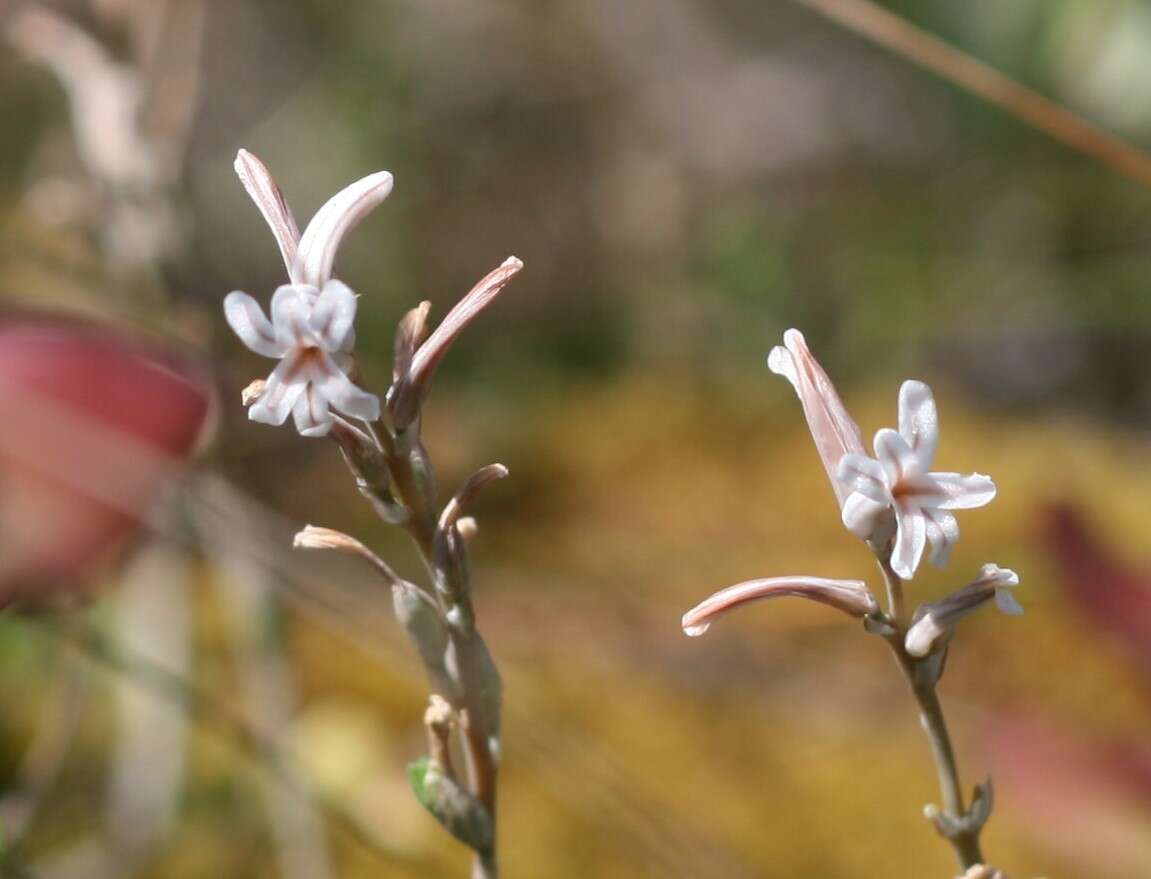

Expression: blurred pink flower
xmin=0 ymin=315 xmax=212 ymax=606
xmin=991 ymin=717 xmax=1151 ymax=876
xmin=1042 ymin=504 xmax=1151 ymax=676
xmin=837 ymin=381 xmax=996 ymax=579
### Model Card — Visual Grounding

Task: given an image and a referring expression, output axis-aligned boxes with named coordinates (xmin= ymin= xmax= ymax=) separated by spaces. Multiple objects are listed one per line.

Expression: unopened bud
xmin=407 ymin=756 xmax=493 ymax=851
xmin=293 ymin=524 xmax=403 ymax=585
xmin=391 ymin=258 xmax=523 ymax=429
xmin=906 ymin=564 xmax=1021 ymax=658
xmin=682 ymin=576 xmax=879 ymax=637
xmin=394 ymin=300 xmax=432 ymax=382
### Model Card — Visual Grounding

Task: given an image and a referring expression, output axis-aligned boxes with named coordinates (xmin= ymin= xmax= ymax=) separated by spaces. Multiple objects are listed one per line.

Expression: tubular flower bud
xmin=682 ymin=576 xmax=879 ymax=637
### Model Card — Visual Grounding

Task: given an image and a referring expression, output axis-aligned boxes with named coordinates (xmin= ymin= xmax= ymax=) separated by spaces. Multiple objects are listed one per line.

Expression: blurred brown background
xmin=2 ymin=0 xmax=1151 ymax=876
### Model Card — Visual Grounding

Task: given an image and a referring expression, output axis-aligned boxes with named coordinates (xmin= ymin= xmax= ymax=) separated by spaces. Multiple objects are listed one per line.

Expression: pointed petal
xmin=841 ymin=491 xmax=891 ymax=539
xmin=874 ymin=428 xmax=921 ymax=484
xmin=308 ymin=279 xmax=358 ymax=351
xmin=898 ymin=380 xmax=938 ymax=468
xmin=296 ymin=170 xmax=394 ymax=287
xmin=837 ymin=454 xmax=889 ymax=504
xmin=932 ymin=472 xmax=997 ymax=509
xmin=891 ymin=499 xmax=927 ymax=580
xmin=393 ymin=257 xmax=523 ymax=428
xmin=248 ymin=357 xmax=307 ymax=426
xmin=681 ymin=576 xmax=877 ymax=637
xmin=311 ymin=354 xmax=380 ymax=421
xmin=924 ymin=508 xmax=959 ymax=568
xmin=292 ymin=383 xmax=332 ymax=436
xmin=270 ymin=284 xmax=315 ymax=346
xmin=223 ymin=291 xmax=286 ymax=357
xmin=769 ymin=329 xmax=866 ymax=508
xmin=234 ymin=150 xmax=302 ymax=282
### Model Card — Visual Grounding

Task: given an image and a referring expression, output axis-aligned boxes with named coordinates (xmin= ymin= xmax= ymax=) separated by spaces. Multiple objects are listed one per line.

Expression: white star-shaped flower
xmin=224 ymin=282 xmax=379 ymax=435
xmin=223 ymin=150 xmax=390 ymax=436
xmin=836 ymin=380 xmax=996 ymax=580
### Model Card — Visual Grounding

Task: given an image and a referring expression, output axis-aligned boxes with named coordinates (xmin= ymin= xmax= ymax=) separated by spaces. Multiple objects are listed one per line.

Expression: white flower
xmin=224 ymin=150 xmax=392 ymax=436
xmin=905 ymin=564 xmax=1022 ymax=657
xmin=224 ymin=283 xmax=380 ymax=435
xmin=836 ymin=380 xmax=996 ymax=580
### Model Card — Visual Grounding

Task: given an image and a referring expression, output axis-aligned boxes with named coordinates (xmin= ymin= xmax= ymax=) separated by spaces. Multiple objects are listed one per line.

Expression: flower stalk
xmin=685 ymin=328 xmax=1020 ymax=875
xmin=225 ymin=150 xmax=521 ymax=877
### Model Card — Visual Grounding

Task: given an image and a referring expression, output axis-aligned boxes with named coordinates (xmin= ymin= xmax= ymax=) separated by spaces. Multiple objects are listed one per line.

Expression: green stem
xmin=357 ymin=419 xmax=500 ymax=877
xmin=876 ymin=556 xmax=985 ymax=870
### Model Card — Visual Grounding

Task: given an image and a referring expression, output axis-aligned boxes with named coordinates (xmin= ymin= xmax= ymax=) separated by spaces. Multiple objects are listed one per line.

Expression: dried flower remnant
xmin=837 ymin=380 xmax=997 ymax=580
xmin=906 ymin=565 xmax=1022 ymax=658
xmin=681 ymin=576 xmax=878 ymax=636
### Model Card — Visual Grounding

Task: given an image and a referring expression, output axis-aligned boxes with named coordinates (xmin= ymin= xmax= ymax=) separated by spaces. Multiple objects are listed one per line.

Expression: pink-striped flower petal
xmin=841 ymin=491 xmax=891 ymax=539
xmin=933 ymin=472 xmax=997 ymax=510
xmin=924 ymin=507 xmax=959 ymax=567
xmin=308 ymin=279 xmax=358 ymax=352
xmin=874 ymin=428 xmax=922 ymax=484
xmin=311 ymin=354 xmax=380 ymax=421
xmin=295 ymin=170 xmax=394 ymax=288
xmin=248 ymin=356 xmax=307 ymax=426
xmin=682 ymin=575 xmax=877 ymax=637
xmin=767 ymin=329 xmax=866 ymax=508
xmin=890 ymin=499 xmax=927 ymax=580
xmin=897 ymin=380 xmax=938 ymax=468
xmin=234 ymin=150 xmax=302 ymax=282
xmin=223 ymin=291 xmax=286 ymax=358
xmin=837 ymin=454 xmax=889 ymax=505
xmin=292 ymin=383 xmax=332 ymax=437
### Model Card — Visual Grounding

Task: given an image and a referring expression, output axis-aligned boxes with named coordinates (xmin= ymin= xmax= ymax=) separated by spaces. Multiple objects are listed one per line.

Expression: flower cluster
xmin=683 ymin=327 xmax=1021 ymax=873
xmin=223 ymin=150 xmax=390 ymax=437
xmin=684 ymin=327 xmax=1021 ymax=647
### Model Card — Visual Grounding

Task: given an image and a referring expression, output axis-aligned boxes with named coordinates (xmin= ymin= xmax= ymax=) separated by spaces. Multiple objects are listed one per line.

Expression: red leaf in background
xmin=1041 ymin=504 xmax=1151 ymax=677
xmin=0 ymin=315 xmax=213 ymax=606
xmin=990 ymin=716 xmax=1151 ymax=876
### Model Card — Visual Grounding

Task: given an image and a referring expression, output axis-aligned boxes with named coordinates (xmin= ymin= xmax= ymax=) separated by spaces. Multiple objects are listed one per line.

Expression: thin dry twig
xmin=792 ymin=0 xmax=1151 ymax=188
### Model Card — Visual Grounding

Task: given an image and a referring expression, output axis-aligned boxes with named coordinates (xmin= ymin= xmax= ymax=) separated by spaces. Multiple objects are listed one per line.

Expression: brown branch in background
xmin=791 ymin=0 xmax=1151 ymax=188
